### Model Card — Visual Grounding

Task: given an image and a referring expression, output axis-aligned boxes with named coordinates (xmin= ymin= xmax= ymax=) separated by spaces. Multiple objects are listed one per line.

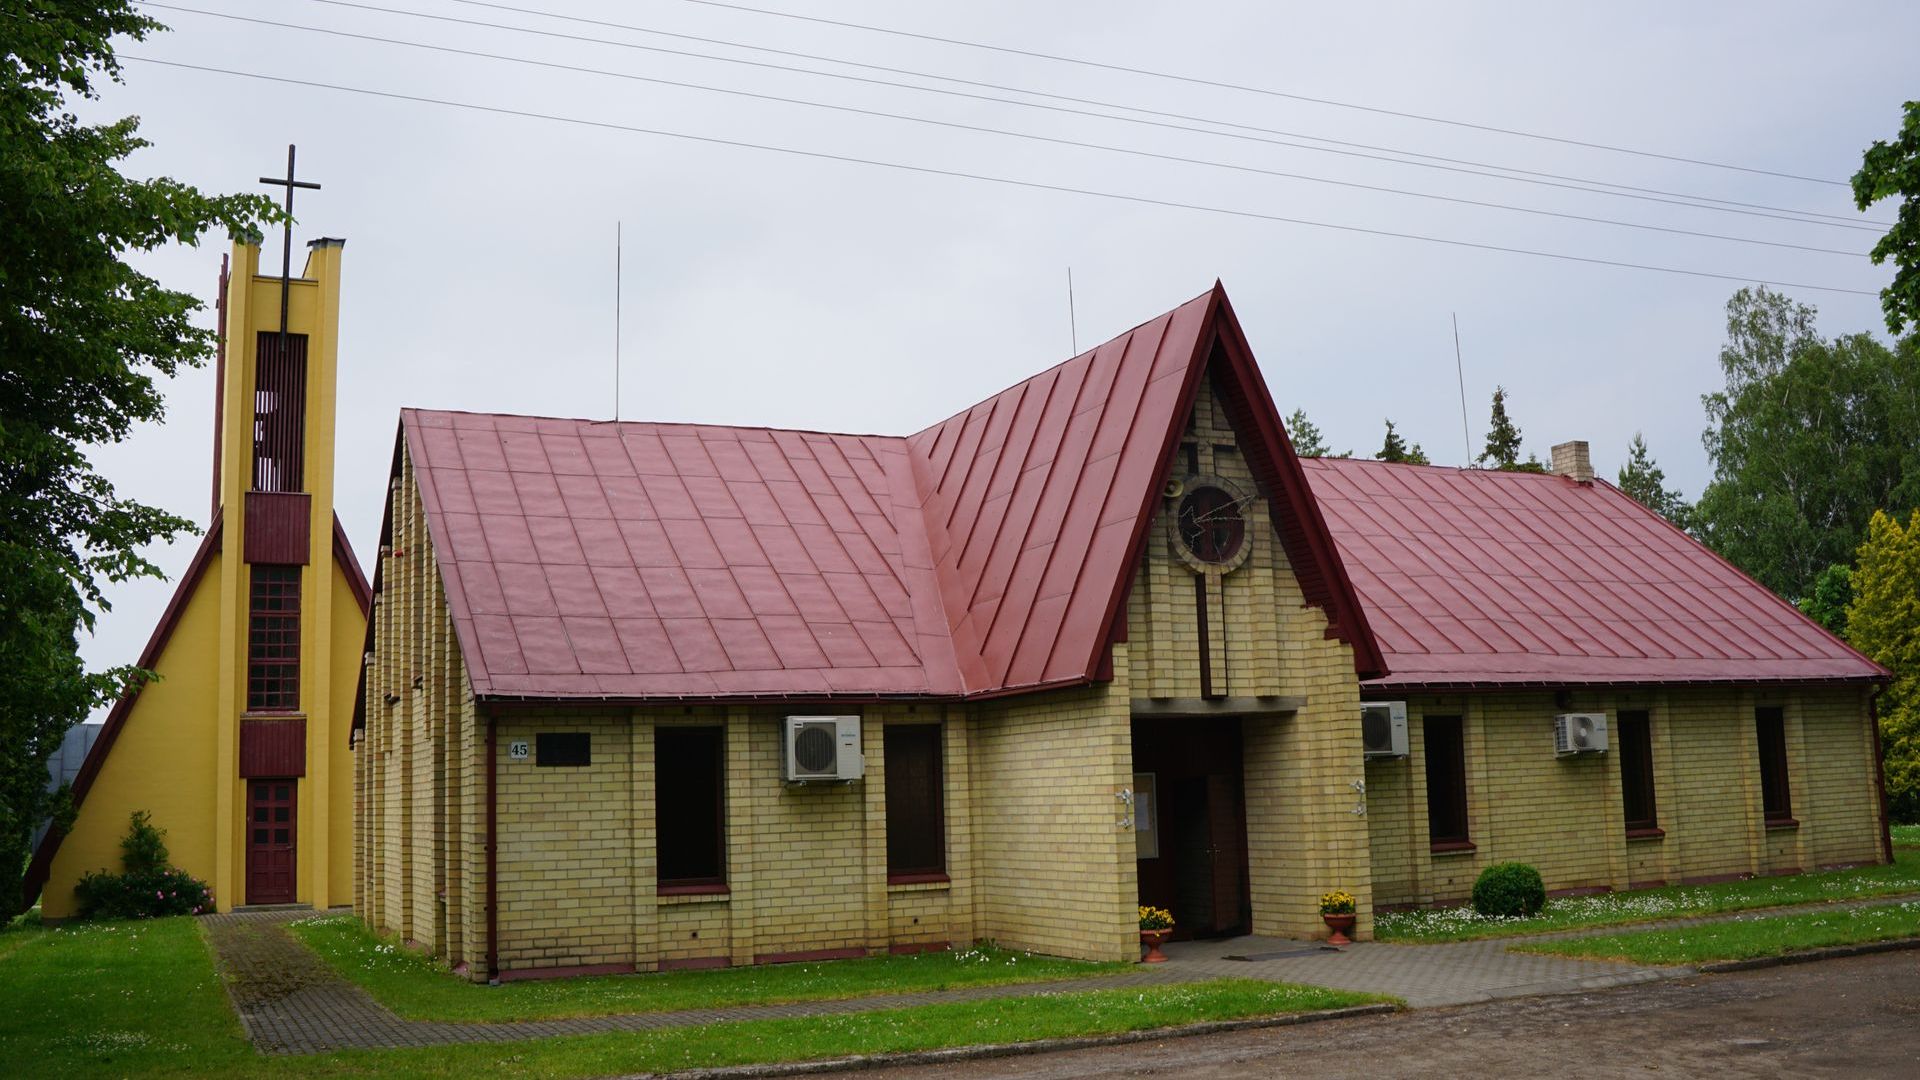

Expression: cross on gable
xmin=259 ymin=144 xmax=322 ymax=341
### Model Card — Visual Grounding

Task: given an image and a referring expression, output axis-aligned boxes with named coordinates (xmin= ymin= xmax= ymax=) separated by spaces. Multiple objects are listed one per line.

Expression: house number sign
xmin=508 ymin=739 xmax=530 ymax=761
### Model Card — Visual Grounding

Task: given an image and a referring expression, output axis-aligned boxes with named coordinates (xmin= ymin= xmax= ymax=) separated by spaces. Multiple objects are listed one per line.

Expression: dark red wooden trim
xmin=240 ymin=717 xmax=308 ymax=777
xmin=333 ymin=514 xmax=372 ymax=615
xmin=1626 ymin=827 xmax=1667 ymax=840
xmin=496 ymin=962 xmax=635 ymax=982
xmin=243 ymin=491 xmax=311 ymax=564
xmin=1547 ymin=885 xmax=1612 ymax=899
xmin=1429 ymin=840 xmax=1477 ymax=854
xmin=886 ymin=872 xmax=951 ymax=886
xmin=1765 ymin=818 xmax=1801 ymax=830
xmin=1194 ymin=575 xmax=1214 ymax=699
xmin=1763 ymin=865 xmax=1804 ymax=877
xmin=658 ymin=956 xmax=730 ymax=972
xmin=19 ymin=512 xmax=224 ymax=914
xmin=755 ymin=947 xmax=867 ymax=965
xmin=1680 ymin=872 xmax=1755 ymax=886
xmin=658 ymin=883 xmax=731 ymax=897
xmin=889 ymin=941 xmax=951 ymax=955
xmin=1628 ymin=878 xmax=1668 ymax=889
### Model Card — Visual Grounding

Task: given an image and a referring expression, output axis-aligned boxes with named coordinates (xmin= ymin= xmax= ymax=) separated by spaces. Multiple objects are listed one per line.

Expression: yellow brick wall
xmin=1366 ymin=686 xmax=1887 ymax=906
xmin=967 ymin=674 xmax=1138 ymax=963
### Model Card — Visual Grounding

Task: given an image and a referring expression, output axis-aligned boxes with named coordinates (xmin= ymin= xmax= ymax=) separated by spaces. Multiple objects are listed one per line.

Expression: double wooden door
xmin=246 ymin=779 xmax=297 ymax=905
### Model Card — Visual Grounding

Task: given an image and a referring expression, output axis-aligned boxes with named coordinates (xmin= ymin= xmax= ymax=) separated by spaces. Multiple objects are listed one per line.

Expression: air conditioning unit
xmin=1553 ymin=713 xmax=1609 ymax=755
xmin=1360 ymin=701 xmax=1409 ymax=759
xmin=784 ymin=716 xmax=864 ymax=782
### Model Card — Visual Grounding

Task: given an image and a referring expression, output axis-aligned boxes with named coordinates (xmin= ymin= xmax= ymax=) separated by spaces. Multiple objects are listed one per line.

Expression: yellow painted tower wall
xmin=38 ymin=237 xmax=367 ymax=917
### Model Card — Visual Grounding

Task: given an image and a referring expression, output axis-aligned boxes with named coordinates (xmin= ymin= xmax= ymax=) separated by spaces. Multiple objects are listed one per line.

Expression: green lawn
xmin=1376 ymin=847 xmax=1920 ymax=943
xmin=1893 ymin=824 xmax=1919 ymax=847
xmin=2 ymin=914 xmax=1388 ymax=1079
xmin=291 ymin=914 xmax=1128 ymax=1021
xmin=1517 ymin=900 xmax=1920 ymax=965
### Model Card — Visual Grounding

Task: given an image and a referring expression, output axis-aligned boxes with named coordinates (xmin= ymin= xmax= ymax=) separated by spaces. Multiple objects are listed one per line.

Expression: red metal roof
xmin=1299 ymin=458 xmax=1890 ymax=688
xmin=395 ymin=284 xmax=1379 ymax=704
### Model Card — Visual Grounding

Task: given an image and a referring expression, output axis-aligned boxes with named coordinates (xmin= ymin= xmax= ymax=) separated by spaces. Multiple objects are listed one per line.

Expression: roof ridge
xmin=400 ymin=406 xmax=907 ymax=443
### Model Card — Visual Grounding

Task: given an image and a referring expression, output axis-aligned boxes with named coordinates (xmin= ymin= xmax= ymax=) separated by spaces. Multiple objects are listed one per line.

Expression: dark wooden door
xmin=246 ymin=779 xmax=296 ymax=904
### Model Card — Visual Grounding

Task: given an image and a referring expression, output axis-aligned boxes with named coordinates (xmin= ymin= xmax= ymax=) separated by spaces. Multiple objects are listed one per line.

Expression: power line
xmin=122 ymin=56 xmax=1882 ymax=298
xmin=144 ymin=4 xmax=1866 ymax=257
xmin=282 ymin=0 xmax=1886 ymax=232
xmin=649 ymin=0 xmax=1853 ymax=187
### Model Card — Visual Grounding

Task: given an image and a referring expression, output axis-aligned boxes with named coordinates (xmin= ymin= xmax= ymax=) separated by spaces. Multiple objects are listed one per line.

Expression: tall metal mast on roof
xmin=258 ymin=145 xmax=321 ymax=343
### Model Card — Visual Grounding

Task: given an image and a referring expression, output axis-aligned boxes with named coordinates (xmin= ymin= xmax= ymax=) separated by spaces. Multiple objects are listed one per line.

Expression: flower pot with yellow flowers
xmin=1319 ymin=890 xmax=1358 ymax=945
xmin=1138 ymin=905 xmax=1175 ymax=963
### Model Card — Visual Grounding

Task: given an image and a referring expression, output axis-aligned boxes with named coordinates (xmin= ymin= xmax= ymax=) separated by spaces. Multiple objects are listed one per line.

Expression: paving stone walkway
xmin=202 ymin=893 xmax=1920 ymax=1055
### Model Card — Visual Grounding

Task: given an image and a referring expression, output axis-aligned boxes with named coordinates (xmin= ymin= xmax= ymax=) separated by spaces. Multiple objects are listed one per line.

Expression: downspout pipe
xmin=483 ymin=711 xmax=499 ymax=980
xmin=1870 ymin=686 xmax=1894 ymax=865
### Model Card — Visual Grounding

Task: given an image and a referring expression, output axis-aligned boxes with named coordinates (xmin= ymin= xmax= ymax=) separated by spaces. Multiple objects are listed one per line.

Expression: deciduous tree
xmin=1853 ymin=101 xmax=1920 ymax=335
xmin=1693 ymin=287 xmax=1920 ymax=601
xmin=0 ymin=3 xmax=274 ymax=912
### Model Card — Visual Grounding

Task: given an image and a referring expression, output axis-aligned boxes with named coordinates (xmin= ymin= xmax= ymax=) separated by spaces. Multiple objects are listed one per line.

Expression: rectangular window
xmin=246 ymin=565 xmax=301 ymax=711
xmin=1423 ymin=715 xmax=1471 ymax=849
xmin=1618 ymin=711 xmax=1659 ymax=834
xmin=884 ymin=725 xmax=945 ymax=880
xmin=656 ymin=726 xmax=725 ymax=889
xmin=1756 ymin=707 xmax=1794 ymax=824
xmin=252 ymin=331 xmax=308 ymax=493
xmin=536 ymin=732 xmax=591 ymax=767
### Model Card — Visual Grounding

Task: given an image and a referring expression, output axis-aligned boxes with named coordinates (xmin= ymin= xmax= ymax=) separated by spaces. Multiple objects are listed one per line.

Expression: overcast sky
xmin=76 ymin=0 xmax=1910 ymax=708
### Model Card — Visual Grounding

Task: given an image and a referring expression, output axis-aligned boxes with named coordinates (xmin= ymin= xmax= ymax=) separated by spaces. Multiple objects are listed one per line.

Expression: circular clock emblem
xmin=1176 ymin=485 xmax=1246 ymax=565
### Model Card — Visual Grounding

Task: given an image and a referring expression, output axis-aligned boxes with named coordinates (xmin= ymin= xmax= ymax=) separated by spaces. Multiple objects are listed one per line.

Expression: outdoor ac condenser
xmin=1360 ymin=701 xmax=1409 ymax=759
xmin=784 ymin=716 xmax=864 ymax=782
xmin=1553 ymin=712 xmax=1609 ymax=755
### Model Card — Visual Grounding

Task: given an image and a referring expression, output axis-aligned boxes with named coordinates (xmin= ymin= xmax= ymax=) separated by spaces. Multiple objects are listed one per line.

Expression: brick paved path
xmin=203 ymin=894 xmax=1920 ymax=1055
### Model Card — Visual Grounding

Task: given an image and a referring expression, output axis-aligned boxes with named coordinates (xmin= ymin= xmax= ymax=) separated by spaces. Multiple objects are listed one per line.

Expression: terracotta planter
xmin=1139 ymin=928 xmax=1172 ymax=963
xmin=1322 ymin=912 xmax=1357 ymax=945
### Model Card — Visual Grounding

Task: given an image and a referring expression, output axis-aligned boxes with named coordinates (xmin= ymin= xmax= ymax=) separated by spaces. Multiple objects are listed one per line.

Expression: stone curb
xmin=1697 ymin=934 xmax=1920 ymax=974
xmin=616 ymin=1003 xmax=1399 ymax=1080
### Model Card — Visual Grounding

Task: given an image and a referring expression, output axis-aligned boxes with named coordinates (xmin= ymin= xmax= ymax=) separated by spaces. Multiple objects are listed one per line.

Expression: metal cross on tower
xmin=258 ymin=144 xmax=321 ymax=342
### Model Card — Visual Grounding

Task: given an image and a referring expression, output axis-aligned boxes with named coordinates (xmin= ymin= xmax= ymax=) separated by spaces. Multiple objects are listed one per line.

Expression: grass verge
xmin=3 ymin=914 xmax=1388 ymax=1079
xmin=1893 ymin=824 xmax=1918 ymax=848
xmin=1376 ymin=848 xmax=1920 ymax=943
xmin=1515 ymin=900 xmax=1920 ymax=965
xmin=291 ymin=913 xmax=1127 ymax=1021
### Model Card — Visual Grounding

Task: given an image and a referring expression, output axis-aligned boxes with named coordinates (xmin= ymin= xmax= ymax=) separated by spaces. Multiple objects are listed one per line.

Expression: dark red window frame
xmin=1617 ymin=710 xmax=1660 ymax=835
xmin=1756 ymin=706 xmax=1795 ymax=826
xmin=656 ymin=726 xmax=726 ymax=890
xmin=247 ymin=565 xmax=301 ymax=712
xmin=1423 ymin=715 xmax=1471 ymax=850
xmin=884 ymin=724 xmax=945 ymax=881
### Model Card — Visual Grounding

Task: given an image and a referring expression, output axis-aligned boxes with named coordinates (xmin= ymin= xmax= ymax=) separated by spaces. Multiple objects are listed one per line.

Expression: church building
xmin=355 ymin=284 xmax=1891 ymax=981
xmin=27 ymin=235 xmax=370 ymax=918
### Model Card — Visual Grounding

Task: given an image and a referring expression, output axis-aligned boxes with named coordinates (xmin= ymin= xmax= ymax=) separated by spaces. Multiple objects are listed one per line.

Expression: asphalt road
xmin=854 ymin=952 xmax=1920 ymax=1079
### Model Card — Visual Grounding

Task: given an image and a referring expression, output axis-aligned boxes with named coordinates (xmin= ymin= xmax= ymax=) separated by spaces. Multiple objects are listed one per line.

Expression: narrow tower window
xmin=247 ymin=565 xmax=301 ymax=711
xmin=252 ymin=332 xmax=308 ymax=492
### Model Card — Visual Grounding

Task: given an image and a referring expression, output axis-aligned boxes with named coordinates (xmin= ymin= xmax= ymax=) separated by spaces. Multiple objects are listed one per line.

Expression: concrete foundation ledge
xmin=1697 ymin=935 xmax=1920 ymax=974
xmin=617 ymin=1003 xmax=1400 ymax=1080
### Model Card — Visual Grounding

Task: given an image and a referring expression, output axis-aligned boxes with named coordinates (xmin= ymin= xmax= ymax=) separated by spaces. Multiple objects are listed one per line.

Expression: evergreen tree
xmin=1284 ymin=408 xmax=1348 ymax=458
xmin=1617 ymin=432 xmax=1693 ymax=529
xmin=1476 ymin=387 xmax=1545 ymax=472
xmin=1377 ymin=420 xmax=1430 ymax=465
xmin=0 ymin=4 xmax=275 ymax=912
xmin=1847 ymin=510 xmax=1920 ymax=823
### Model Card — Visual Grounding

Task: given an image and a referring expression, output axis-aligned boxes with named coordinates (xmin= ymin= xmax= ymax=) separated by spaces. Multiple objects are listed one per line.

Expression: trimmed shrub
xmin=75 ymin=867 xmax=214 ymax=919
xmin=72 ymin=811 xmax=214 ymax=919
xmin=1472 ymin=861 xmax=1546 ymax=918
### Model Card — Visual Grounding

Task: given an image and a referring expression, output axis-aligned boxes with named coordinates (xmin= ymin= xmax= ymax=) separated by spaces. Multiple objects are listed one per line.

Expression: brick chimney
xmin=1550 ymin=440 xmax=1593 ymax=484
